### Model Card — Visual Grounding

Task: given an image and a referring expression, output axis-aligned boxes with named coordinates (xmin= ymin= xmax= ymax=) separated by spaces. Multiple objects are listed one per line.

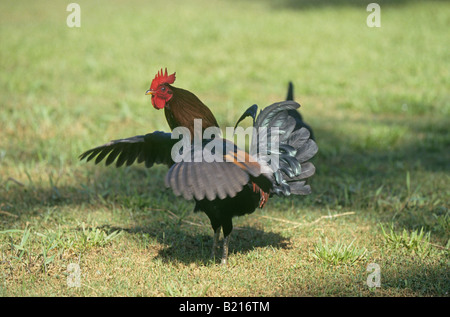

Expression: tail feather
xmin=289 ymin=181 xmax=311 ymax=195
xmin=284 ymin=82 xmax=315 ymax=141
xmin=286 ymin=81 xmax=294 ymax=101
xmin=295 ymin=137 xmax=318 ymax=163
xmin=252 ymin=102 xmax=317 ymax=196
xmin=233 ymin=82 xmax=318 ymax=197
xmin=287 ymin=126 xmax=310 ymax=149
xmin=284 ymin=161 xmax=316 ymax=181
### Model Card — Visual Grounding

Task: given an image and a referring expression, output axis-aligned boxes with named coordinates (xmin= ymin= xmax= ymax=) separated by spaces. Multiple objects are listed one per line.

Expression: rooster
xmin=79 ymin=68 xmax=318 ymax=264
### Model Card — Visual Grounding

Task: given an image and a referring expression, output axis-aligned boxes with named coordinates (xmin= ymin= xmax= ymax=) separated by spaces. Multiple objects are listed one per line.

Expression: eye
xmin=160 ymin=86 xmax=166 ymax=92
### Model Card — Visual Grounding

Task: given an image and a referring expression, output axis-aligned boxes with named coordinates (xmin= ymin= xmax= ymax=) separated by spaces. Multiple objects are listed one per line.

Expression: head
xmin=146 ymin=68 xmax=176 ymax=109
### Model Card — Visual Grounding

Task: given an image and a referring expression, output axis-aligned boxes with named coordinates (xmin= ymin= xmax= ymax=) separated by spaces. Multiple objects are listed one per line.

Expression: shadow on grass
xmin=1 ymin=110 xmax=448 ymax=258
xmin=309 ymin=114 xmax=449 ymax=239
xmin=279 ymin=259 xmax=449 ymax=296
xmin=0 ymin=166 xmax=169 ymax=219
xmin=240 ymin=0 xmax=436 ymax=10
xmin=100 ymin=223 xmax=290 ymax=265
xmin=380 ymin=260 xmax=450 ymax=296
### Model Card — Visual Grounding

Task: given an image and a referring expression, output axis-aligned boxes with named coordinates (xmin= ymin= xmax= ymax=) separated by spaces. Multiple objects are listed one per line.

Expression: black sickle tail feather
xmin=236 ymin=99 xmax=318 ymax=197
xmin=233 ymin=104 xmax=258 ymax=131
xmin=286 ymin=81 xmax=294 ymax=101
xmin=285 ymin=82 xmax=315 ymax=140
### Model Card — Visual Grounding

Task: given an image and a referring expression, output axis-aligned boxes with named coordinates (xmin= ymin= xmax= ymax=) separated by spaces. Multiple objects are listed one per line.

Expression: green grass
xmin=312 ymin=237 xmax=367 ymax=266
xmin=0 ymin=0 xmax=449 ymax=296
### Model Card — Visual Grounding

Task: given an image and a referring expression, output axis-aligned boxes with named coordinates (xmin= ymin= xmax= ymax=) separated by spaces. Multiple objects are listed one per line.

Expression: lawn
xmin=0 ymin=0 xmax=449 ymax=297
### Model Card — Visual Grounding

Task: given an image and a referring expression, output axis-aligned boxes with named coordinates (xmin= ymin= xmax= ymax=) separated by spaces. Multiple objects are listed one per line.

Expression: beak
xmin=145 ymin=89 xmax=154 ymax=95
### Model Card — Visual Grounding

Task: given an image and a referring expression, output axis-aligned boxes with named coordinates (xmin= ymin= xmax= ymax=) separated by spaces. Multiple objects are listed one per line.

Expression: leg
xmin=221 ymin=217 xmax=233 ymax=265
xmin=211 ymin=227 xmax=221 ymax=259
xmin=203 ymin=208 xmax=222 ymax=261
xmin=221 ymin=234 xmax=231 ymax=265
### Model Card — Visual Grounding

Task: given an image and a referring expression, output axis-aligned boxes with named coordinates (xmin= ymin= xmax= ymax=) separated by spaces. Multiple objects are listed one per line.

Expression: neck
xmin=164 ymin=86 xmax=220 ymax=139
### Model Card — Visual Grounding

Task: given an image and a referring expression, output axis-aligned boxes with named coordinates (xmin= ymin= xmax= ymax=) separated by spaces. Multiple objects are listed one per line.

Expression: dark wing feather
xmin=79 ymin=131 xmax=176 ymax=168
xmin=105 ymin=147 xmax=122 ymax=166
xmin=95 ymin=147 xmax=114 ymax=164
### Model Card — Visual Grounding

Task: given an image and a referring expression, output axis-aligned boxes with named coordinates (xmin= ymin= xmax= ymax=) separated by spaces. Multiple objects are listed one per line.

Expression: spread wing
xmin=80 ymin=133 xmax=270 ymax=201
xmin=79 ymin=131 xmax=176 ymax=168
xmin=164 ymin=139 xmax=270 ymax=201
xmin=165 ymin=160 xmax=252 ymax=201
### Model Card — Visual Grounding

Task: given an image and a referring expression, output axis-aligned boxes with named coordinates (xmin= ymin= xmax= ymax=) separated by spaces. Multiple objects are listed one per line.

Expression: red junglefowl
xmin=79 ymin=68 xmax=318 ymax=265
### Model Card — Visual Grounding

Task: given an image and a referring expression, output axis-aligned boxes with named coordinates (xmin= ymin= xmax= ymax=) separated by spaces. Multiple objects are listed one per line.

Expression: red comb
xmin=150 ymin=68 xmax=176 ymax=90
